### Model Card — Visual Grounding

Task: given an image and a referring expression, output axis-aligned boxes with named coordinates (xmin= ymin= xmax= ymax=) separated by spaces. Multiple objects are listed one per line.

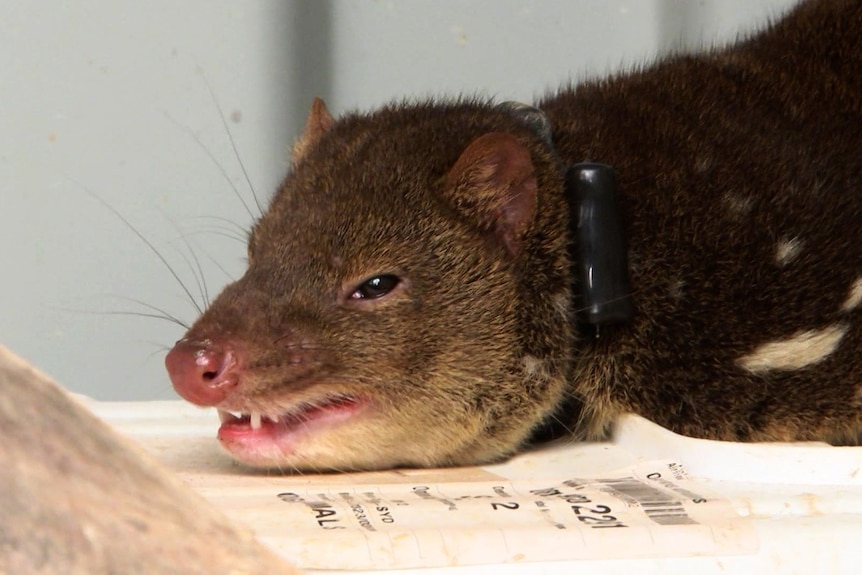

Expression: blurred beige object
xmin=0 ymin=344 xmax=299 ymax=575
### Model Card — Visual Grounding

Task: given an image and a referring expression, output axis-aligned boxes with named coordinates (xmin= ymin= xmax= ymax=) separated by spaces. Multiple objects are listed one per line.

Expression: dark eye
xmin=350 ymin=274 xmax=401 ymax=300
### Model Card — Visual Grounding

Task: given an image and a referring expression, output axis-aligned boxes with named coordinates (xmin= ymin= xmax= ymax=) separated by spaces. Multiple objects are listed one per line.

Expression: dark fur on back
xmin=540 ymin=0 xmax=862 ymax=442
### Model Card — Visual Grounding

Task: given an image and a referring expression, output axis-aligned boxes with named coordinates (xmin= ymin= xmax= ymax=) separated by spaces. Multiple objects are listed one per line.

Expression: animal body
xmin=165 ymin=0 xmax=862 ymax=471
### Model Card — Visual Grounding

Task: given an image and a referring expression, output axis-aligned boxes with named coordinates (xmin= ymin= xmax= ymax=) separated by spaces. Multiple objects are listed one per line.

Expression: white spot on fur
xmin=842 ymin=277 xmax=862 ymax=312
xmin=737 ymin=324 xmax=848 ymax=374
xmin=775 ymin=237 xmax=804 ymax=266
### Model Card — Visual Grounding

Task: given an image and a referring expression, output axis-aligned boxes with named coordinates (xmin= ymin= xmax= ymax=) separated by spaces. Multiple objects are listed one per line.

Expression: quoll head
xmin=165 ymin=98 xmax=574 ymax=471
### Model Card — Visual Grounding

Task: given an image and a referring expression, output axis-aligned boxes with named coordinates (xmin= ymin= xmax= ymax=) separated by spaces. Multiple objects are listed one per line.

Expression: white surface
xmin=1 ymin=0 xmax=798 ymax=400
xmin=89 ymin=399 xmax=862 ymax=574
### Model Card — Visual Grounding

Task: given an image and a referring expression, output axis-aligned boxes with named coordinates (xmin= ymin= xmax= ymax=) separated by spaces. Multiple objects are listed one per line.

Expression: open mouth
xmin=215 ymin=395 xmax=365 ymax=464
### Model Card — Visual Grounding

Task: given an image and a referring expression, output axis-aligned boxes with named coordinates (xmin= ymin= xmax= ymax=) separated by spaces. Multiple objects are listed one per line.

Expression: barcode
xmin=601 ymin=478 xmax=697 ymax=526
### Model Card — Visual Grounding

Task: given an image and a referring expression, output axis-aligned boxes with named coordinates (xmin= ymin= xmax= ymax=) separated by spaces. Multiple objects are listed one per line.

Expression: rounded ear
xmin=444 ymin=132 xmax=538 ymax=257
xmin=291 ymin=97 xmax=335 ymax=165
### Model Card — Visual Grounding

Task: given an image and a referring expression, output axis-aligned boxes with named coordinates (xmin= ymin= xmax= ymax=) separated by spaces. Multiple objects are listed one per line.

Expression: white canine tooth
xmin=268 ymin=415 xmax=280 ymax=423
xmin=250 ymin=412 xmax=262 ymax=430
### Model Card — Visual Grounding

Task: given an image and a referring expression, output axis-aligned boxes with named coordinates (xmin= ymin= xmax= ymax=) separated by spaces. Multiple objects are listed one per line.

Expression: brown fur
xmin=166 ymin=0 xmax=862 ymax=471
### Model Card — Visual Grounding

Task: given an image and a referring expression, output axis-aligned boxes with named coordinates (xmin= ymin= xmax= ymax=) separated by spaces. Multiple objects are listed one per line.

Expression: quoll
xmin=166 ymin=0 xmax=862 ymax=471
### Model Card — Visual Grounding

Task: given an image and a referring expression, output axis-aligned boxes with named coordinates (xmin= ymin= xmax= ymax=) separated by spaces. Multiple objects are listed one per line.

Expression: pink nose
xmin=165 ymin=339 xmax=238 ymax=406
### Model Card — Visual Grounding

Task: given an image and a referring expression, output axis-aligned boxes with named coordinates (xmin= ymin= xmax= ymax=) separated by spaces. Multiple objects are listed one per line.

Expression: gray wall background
xmin=1 ymin=0 xmax=797 ymax=400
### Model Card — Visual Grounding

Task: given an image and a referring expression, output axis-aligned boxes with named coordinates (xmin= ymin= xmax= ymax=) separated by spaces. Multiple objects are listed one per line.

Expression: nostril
xmin=165 ymin=339 xmax=239 ymax=406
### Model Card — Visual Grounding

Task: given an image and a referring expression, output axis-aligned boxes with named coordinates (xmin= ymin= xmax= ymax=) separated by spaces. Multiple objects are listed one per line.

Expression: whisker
xmin=75 ymin=184 xmax=204 ymax=316
xmin=97 ymin=309 xmax=190 ymax=329
xmin=203 ymin=251 xmax=238 ymax=283
xmin=164 ymin=214 xmax=249 ymax=291
xmin=173 ymin=246 xmax=210 ymax=310
xmin=570 ymin=283 xmax=651 ymax=316
xmin=157 ymin=208 xmax=212 ymax=309
xmin=163 ymin=112 xmax=257 ymax=221
xmin=200 ymin=74 xmax=265 ymax=216
xmin=143 ymin=343 xmax=173 ymax=362
xmin=188 ymin=214 xmax=250 ymax=238
xmin=49 ymin=294 xmax=190 ymax=332
xmin=181 ymin=227 xmax=248 ymax=245
xmin=542 ymin=411 xmax=577 ymax=437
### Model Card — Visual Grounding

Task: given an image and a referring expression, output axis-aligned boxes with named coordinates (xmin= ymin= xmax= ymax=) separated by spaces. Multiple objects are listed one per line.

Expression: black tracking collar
xmin=567 ymin=162 xmax=635 ymax=330
xmin=527 ymin=164 xmax=635 ymax=445
xmin=497 ymin=101 xmax=634 ymax=330
xmin=498 ymin=102 xmax=634 ymax=444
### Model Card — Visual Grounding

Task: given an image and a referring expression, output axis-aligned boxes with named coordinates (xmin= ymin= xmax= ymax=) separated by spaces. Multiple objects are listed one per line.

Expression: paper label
xmin=255 ymin=461 xmax=757 ymax=570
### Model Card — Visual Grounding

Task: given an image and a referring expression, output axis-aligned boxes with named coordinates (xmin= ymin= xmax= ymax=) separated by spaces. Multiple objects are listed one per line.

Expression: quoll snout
xmin=165 ymin=339 xmax=239 ymax=406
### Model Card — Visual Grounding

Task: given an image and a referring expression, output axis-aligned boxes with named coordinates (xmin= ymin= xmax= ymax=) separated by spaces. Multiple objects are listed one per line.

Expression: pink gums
xmin=216 ymin=397 xmax=366 ymax=465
